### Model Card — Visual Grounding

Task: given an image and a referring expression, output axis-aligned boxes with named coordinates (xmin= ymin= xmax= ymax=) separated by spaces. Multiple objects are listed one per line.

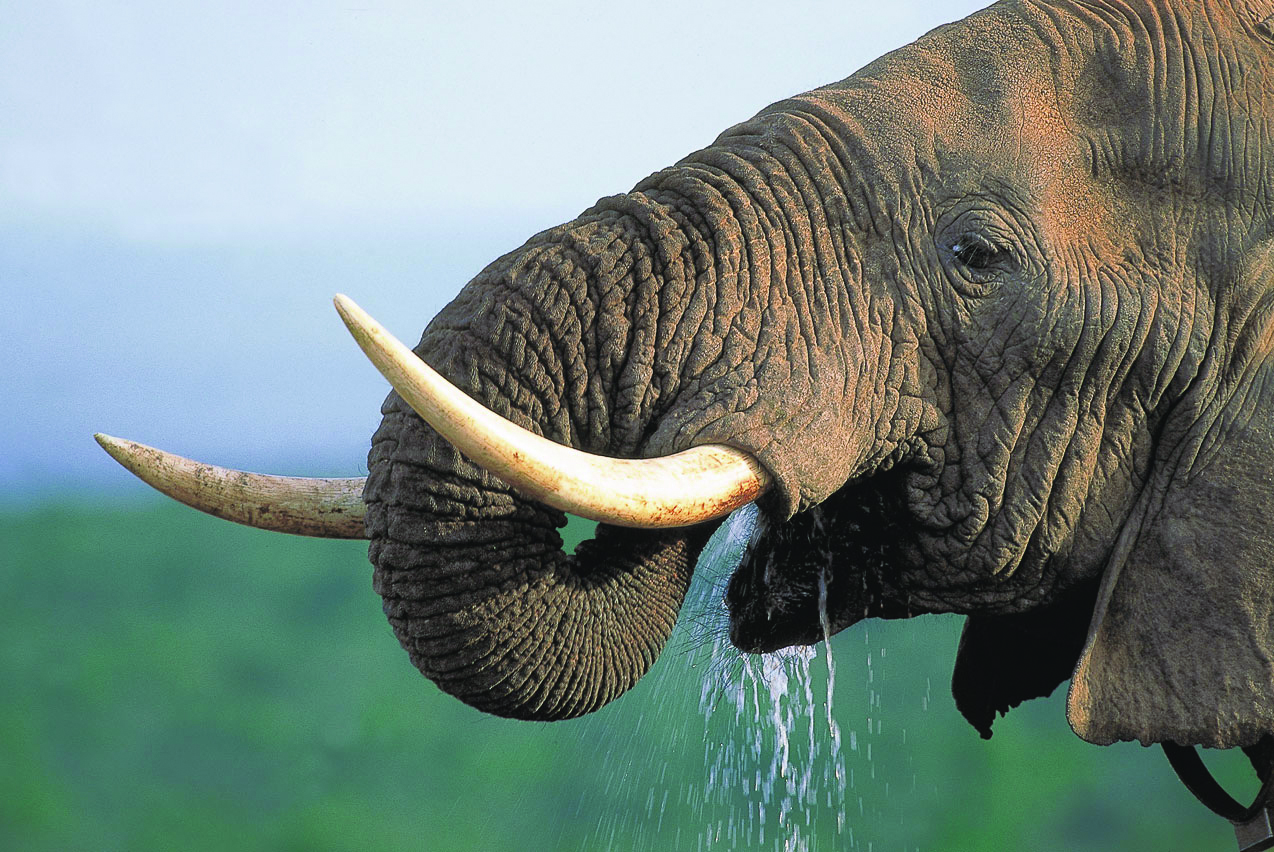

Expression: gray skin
xmin=366 ymin=0 xmax=1274 ymax=755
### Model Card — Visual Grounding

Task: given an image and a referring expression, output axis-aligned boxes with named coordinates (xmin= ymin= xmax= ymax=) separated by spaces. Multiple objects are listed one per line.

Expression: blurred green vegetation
xmin=0 ymin=500 xmax=1256 ymax=851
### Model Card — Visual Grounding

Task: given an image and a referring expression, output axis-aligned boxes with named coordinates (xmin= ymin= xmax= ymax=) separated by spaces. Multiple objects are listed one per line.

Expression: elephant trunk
xmin=366 ymin=395 xmax=715 ymax=719
xmin=363 ymin=200 xmax=742 ymax=719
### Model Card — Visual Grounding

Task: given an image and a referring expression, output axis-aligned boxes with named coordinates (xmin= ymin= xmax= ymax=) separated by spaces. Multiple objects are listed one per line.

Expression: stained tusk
xmin=333 ymin=294 xmax=771 ymax=529
xmin=94 ymin=433 xmax=367 ymax=539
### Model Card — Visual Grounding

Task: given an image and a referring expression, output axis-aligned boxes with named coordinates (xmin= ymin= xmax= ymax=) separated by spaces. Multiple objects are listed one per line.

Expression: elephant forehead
xmin=802 ymin=4 xmax=1168 ymax=258
xmin=795 ymin=6 xmax=1087 ymax=193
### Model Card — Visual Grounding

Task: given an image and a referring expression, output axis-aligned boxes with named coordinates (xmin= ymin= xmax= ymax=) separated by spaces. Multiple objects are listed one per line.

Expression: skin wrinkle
xmin=687 ymin=187 xmax=764 ymax=387
xmin=1201 ymin=29 xmax=1226 ymax=180
xmin=713 ymin=156 xmax=802 ymax=396
xmin=988 ymin=282 xmax=1100 ymax=532
xmin=639 ymin=220 xmax=694 ymax=399
xmin=524 ymin=214 xmax=646 ymax=452
xmin=788 ymin=106 xmax=879 ymax=239
xmin=490 ymin=625 xmax=569 ymax=716
xmin=1178 ymin=10 xmax=1206 ymax=169
xmin=492 ymin=533 xmax=692 ymax=713
xmin=552 ymin=584 xmax=602 ymax=718
xmin=774 ymin=101 xmax=897 ymax=241
xmin=760 ymin=119 xmax=850 ymax=342
xmin=565 ymin=218 xmax=640 ymax=450
xmin=600 ymin=227 xmax=661 ymax=450
xmin=643 ymin=164 xmax=765 ymax=419
xmin=995 ymin=398 xmax=1081 ymax=573
xmin=540 ymin=206 xmax=692 ymax=454
xmin=785 ymin=114 xmax=880 ymax=415
xmin=784 ymin=118 xmax=863 ymax=346
xmin=475 ymin=352 xmax=558 ymax=447
xmin=638 ymin=139 xmax=883 ymax=501
xmin=432 ymin=269 xmax=579 ymax=443
xmin=369 ymin=369 xmax=693 ymax=718
xmin=666 ymin=215 xmax=736 ymax=404
xmin=452 ymin=608 xmax=540 ymax=699
xmin=531 ymin=578 xmax=593 ymax=718
xmin=649 ymin=200 xmax=713 ymax=382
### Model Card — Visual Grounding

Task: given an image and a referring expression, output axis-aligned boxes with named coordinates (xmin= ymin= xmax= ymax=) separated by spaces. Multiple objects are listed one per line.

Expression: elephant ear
xmin=1067 ymin=355 xmax=1274 ymax=748
xmin=952 ymin=581 xmax=1097 ymax=739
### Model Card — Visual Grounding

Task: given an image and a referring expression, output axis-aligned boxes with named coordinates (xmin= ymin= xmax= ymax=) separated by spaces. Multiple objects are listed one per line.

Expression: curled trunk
xmin=367 ymin=398 xmax=715 ymax=719
xmin=361 ymin=200 xmax=737 ymax=719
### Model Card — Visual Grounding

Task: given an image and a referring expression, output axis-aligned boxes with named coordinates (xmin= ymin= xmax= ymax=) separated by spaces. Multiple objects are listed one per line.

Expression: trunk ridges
xmin=367 ymin=400 xmax=713 ymax=720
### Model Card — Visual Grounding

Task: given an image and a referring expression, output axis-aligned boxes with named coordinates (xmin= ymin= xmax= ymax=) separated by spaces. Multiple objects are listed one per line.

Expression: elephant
xmin=100 ymin=0 xmax=1274 ymax=821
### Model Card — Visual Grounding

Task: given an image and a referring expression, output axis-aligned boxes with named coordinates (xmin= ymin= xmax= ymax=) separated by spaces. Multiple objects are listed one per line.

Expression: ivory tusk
xmin=333 ymin=294 xmax=771 ymax=529
xmin=94 ymin=433 xmax=367 ymax=539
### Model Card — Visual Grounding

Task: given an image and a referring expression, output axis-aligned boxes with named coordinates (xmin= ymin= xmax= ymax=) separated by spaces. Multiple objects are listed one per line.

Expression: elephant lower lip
xmin=728 ymin=615 xmax=826 ymax=654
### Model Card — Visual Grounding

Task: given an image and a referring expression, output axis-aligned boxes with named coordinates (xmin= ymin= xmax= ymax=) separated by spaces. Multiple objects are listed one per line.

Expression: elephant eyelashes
xmin=935 ymin=220 xmax=1024 ymax=296
xmin=950 ymin=234 xmax=1012 ymax=281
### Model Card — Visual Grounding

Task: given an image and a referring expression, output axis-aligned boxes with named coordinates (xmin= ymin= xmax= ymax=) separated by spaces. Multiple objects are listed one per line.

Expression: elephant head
xmin=101 ymin=0 xmax=1274 ymax=756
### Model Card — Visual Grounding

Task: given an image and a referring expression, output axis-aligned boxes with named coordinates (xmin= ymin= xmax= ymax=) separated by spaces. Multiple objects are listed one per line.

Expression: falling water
xmin=691 ymin=506 xmax=851 ymax=851
xmin=573 ymin=502 xmax=944 ymax=852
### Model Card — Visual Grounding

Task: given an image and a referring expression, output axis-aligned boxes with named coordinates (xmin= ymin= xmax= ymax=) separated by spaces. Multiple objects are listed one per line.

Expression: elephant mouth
xmin=724 ymin=467 xmax=913 ymax=654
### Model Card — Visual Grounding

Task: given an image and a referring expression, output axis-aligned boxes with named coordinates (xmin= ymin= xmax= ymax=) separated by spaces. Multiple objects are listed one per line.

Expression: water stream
xmin=691 ymin=506 xmax=852 ymax=851
xmin=573 ymin=505 xmax=933 ymax=851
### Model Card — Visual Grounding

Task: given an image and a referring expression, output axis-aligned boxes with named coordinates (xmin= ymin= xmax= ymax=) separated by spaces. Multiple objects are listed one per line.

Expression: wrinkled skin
xmin=367 ymin=0 xmax=1274 ymax=756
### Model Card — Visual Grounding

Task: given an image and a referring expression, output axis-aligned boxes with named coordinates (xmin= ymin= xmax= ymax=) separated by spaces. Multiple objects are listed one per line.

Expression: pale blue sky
xmin=3 ymin=0 xmax=983 ymax=499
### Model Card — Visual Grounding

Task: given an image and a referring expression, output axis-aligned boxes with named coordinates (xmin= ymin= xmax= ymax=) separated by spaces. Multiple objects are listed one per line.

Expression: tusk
xmin=333 ymin=294 xmax=771 ymax=529
xmin=94 ymin=433 xmax=367 ymax=539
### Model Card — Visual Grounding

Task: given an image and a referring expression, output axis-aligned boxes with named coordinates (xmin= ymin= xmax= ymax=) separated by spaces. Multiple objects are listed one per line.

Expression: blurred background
xmin=2 ymin=0 xmax=1256 ymax=849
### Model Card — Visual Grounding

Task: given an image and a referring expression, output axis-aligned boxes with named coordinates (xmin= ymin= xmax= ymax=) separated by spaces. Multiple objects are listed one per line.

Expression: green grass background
xmin=1 ymin=499 xmax=1257 ymax=850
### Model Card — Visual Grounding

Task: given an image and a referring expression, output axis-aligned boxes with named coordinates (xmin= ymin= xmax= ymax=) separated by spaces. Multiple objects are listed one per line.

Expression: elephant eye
xmin=937 ymin=208 xmax=1029 ymax=294
xmin=951 ymin=235 xmax=1008 ymax=272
